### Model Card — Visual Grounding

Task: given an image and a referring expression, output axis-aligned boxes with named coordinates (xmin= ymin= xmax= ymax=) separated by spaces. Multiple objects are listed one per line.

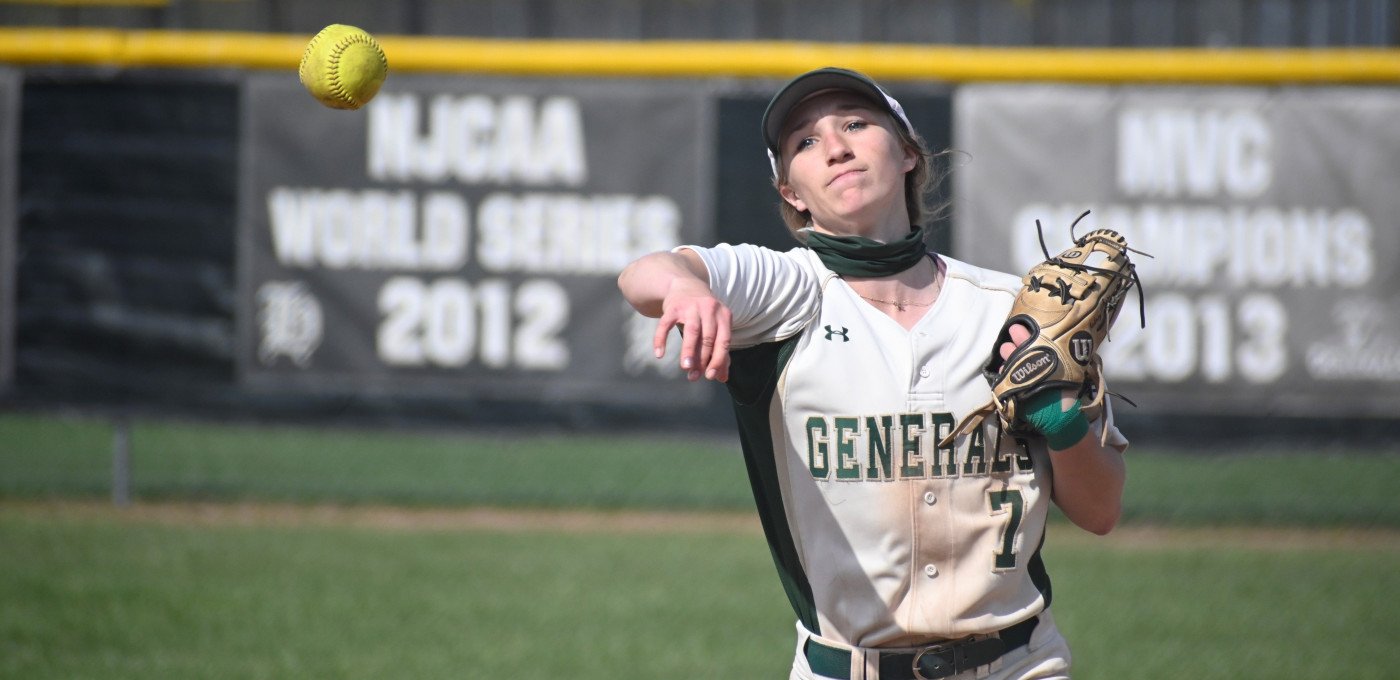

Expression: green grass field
xmin=2 ymin=505 xmax=1395 ymax=680
xmin=0 ymin=505 xmax=794 ymax=679
xmin=2 ymin=412 xmax=1398 ymax=679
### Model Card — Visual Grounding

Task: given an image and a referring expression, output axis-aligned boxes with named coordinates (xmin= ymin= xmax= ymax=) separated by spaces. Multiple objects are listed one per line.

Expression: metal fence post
xmin=112 ymin=417 xmax=131 ymax=507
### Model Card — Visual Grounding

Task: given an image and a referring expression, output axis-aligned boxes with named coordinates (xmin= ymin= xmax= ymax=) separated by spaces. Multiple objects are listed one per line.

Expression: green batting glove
xmin=1023 ymin=390 xmax=1089 ymax=450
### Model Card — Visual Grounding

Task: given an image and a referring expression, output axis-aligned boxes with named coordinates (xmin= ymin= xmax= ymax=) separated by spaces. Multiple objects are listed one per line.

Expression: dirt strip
xmin=0 ymin=499 xmax=762 ymax=534
xmin=1046 ymin=522 xmax=1400 ymax=551
xmin=4 ymin=499 xmax=1399 ymax=550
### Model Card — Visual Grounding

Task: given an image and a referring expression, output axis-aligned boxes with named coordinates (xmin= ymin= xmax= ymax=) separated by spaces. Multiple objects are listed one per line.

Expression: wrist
xmin=1024 ymin=390 xmax=1089 ymax=450
xmin=666 ymin=275 xmax=712 ymax=300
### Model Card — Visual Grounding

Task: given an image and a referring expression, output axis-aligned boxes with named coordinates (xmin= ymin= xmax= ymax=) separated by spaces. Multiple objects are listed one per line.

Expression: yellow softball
xmin=298 ymin=24 xmax=388 ymax=111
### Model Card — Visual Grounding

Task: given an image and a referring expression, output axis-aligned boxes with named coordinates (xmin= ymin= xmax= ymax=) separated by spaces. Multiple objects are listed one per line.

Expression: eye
xmin=794 ymin=136 xmax=816 ymax=153
xmin=845 ymin=119 xmax=868 ymax=132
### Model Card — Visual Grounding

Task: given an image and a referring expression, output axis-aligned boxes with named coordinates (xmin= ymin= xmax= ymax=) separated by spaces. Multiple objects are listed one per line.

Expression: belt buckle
xmin=911 ymin=638 xmax=964 ymax=680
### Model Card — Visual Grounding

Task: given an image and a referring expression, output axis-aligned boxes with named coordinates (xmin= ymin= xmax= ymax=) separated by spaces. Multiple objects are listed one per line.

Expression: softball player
xmin=618 ymin=67 xmax=1128 ymax=680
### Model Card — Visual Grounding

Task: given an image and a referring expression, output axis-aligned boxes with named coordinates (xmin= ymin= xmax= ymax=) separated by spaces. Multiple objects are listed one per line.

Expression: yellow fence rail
xmin=0 ymin=0 xmax=169 ymax=6
xmin=1 ymin=28 xmax=1398 ymax=83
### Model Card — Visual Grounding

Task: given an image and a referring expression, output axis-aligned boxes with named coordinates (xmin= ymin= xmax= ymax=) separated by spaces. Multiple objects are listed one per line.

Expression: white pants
xmin=789 ymin=611 xmax=1072 ymax=680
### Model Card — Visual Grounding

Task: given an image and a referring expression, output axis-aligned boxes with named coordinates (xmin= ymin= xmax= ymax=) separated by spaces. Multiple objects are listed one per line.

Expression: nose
xmin=825 ymin=132 xmax=853 ymax=164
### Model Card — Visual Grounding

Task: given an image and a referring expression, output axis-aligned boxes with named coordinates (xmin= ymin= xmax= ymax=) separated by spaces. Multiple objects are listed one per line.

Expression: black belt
xmin=804 ymin=616 xmax=1039 ymax=680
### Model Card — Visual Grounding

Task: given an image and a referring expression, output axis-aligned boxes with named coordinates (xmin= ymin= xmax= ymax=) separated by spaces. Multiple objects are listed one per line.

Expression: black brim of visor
xmin=761 ymin=67 xmax=899 ymax=154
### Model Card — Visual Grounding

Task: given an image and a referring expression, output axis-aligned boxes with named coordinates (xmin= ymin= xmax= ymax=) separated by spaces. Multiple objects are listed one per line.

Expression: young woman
xmin=618 ymin=67 xmax=1127 ymax=680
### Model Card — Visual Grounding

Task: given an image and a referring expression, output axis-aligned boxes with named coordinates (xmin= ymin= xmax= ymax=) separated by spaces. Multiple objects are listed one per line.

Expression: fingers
xmin=653 ymin=310 xmax=678 ymax=359
xmin=679 ymin=305 xmax=703 ymax=381
xmin=656 ymin=300 xmax=732 ymax=383
xmin=999 ymin=322 xmax=1034 ymax=361
xmin=692 ymin=305 xmax=734 ymax=382
xmin=705 ymin=308 xmax=732 ymax=382
xmin=1009 ymin=322 xmax=1032 ymax=346
xmin=694 ymin=304 xmax=716 ymax=378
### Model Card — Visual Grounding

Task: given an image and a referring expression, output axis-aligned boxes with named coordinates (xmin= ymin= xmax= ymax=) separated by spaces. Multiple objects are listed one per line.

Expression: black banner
xmin=955 ymin=85 xmax=1400 ymax=418
xmin=238 ymin=74 xmax=716 ymax=406
xmin=0 ymin=68 xmax=18 ymax=392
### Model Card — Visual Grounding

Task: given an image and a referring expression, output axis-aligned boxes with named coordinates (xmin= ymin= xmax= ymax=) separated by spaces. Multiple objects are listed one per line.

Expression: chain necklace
xmin=858 ymin=295 xmax=933 ymax=312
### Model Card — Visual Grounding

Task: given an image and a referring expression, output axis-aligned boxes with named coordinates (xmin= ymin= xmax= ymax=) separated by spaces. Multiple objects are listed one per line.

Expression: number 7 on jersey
xmin=989 ymin=489 xmax=1025 ymax=571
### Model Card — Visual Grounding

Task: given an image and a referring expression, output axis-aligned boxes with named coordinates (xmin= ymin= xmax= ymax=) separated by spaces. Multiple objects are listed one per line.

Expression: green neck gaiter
xmin=802 ymin=225 xmax=930 ymax=277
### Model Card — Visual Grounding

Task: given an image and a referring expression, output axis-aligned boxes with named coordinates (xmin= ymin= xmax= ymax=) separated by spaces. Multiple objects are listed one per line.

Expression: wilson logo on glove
xmin=1009 ymin=349 xmax=1057 ymax=385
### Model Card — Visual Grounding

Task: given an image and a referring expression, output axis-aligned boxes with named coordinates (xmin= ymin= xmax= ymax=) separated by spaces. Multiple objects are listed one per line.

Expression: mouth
xmin=827 ymin=168 xmax=865 ymax=187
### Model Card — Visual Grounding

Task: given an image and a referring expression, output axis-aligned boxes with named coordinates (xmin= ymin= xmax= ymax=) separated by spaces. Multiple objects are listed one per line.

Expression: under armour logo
xmin=824 ymin=325 xmax=850 ymax=342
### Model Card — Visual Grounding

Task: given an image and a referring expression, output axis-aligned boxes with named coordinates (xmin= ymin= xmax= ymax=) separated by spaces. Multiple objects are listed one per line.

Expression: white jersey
xmin=681 ymin=243 xmax=1128 ymax=649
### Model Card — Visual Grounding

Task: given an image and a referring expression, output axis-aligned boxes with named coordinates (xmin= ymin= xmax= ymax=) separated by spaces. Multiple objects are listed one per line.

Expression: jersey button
xmin=924 ymin=564 xmax=938 ymax=578
xmin=923 ymin=491 xmax=937 ymax=505
xmin=918 ymin=366 xmax=931 ymax=378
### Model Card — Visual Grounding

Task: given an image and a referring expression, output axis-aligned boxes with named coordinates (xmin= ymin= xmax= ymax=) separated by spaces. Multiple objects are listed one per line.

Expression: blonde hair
xmin=772 ymin=107 xmax=943 ymax=240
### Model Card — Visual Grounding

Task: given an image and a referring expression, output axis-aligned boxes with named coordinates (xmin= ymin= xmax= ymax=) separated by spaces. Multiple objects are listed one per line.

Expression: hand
xmin=653 ymin=278 xmax=732 ymax=382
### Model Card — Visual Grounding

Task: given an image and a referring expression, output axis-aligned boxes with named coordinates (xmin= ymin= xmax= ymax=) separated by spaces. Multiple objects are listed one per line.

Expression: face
xmin=775 ymin=90 xmax=917 ymax=237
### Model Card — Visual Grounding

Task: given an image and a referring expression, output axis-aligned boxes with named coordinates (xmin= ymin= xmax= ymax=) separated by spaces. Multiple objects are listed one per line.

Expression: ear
xmin=778 ymin=183 xmax=807 ymax=213
xmin=900 ymin=145 xmax=918 ymax=173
